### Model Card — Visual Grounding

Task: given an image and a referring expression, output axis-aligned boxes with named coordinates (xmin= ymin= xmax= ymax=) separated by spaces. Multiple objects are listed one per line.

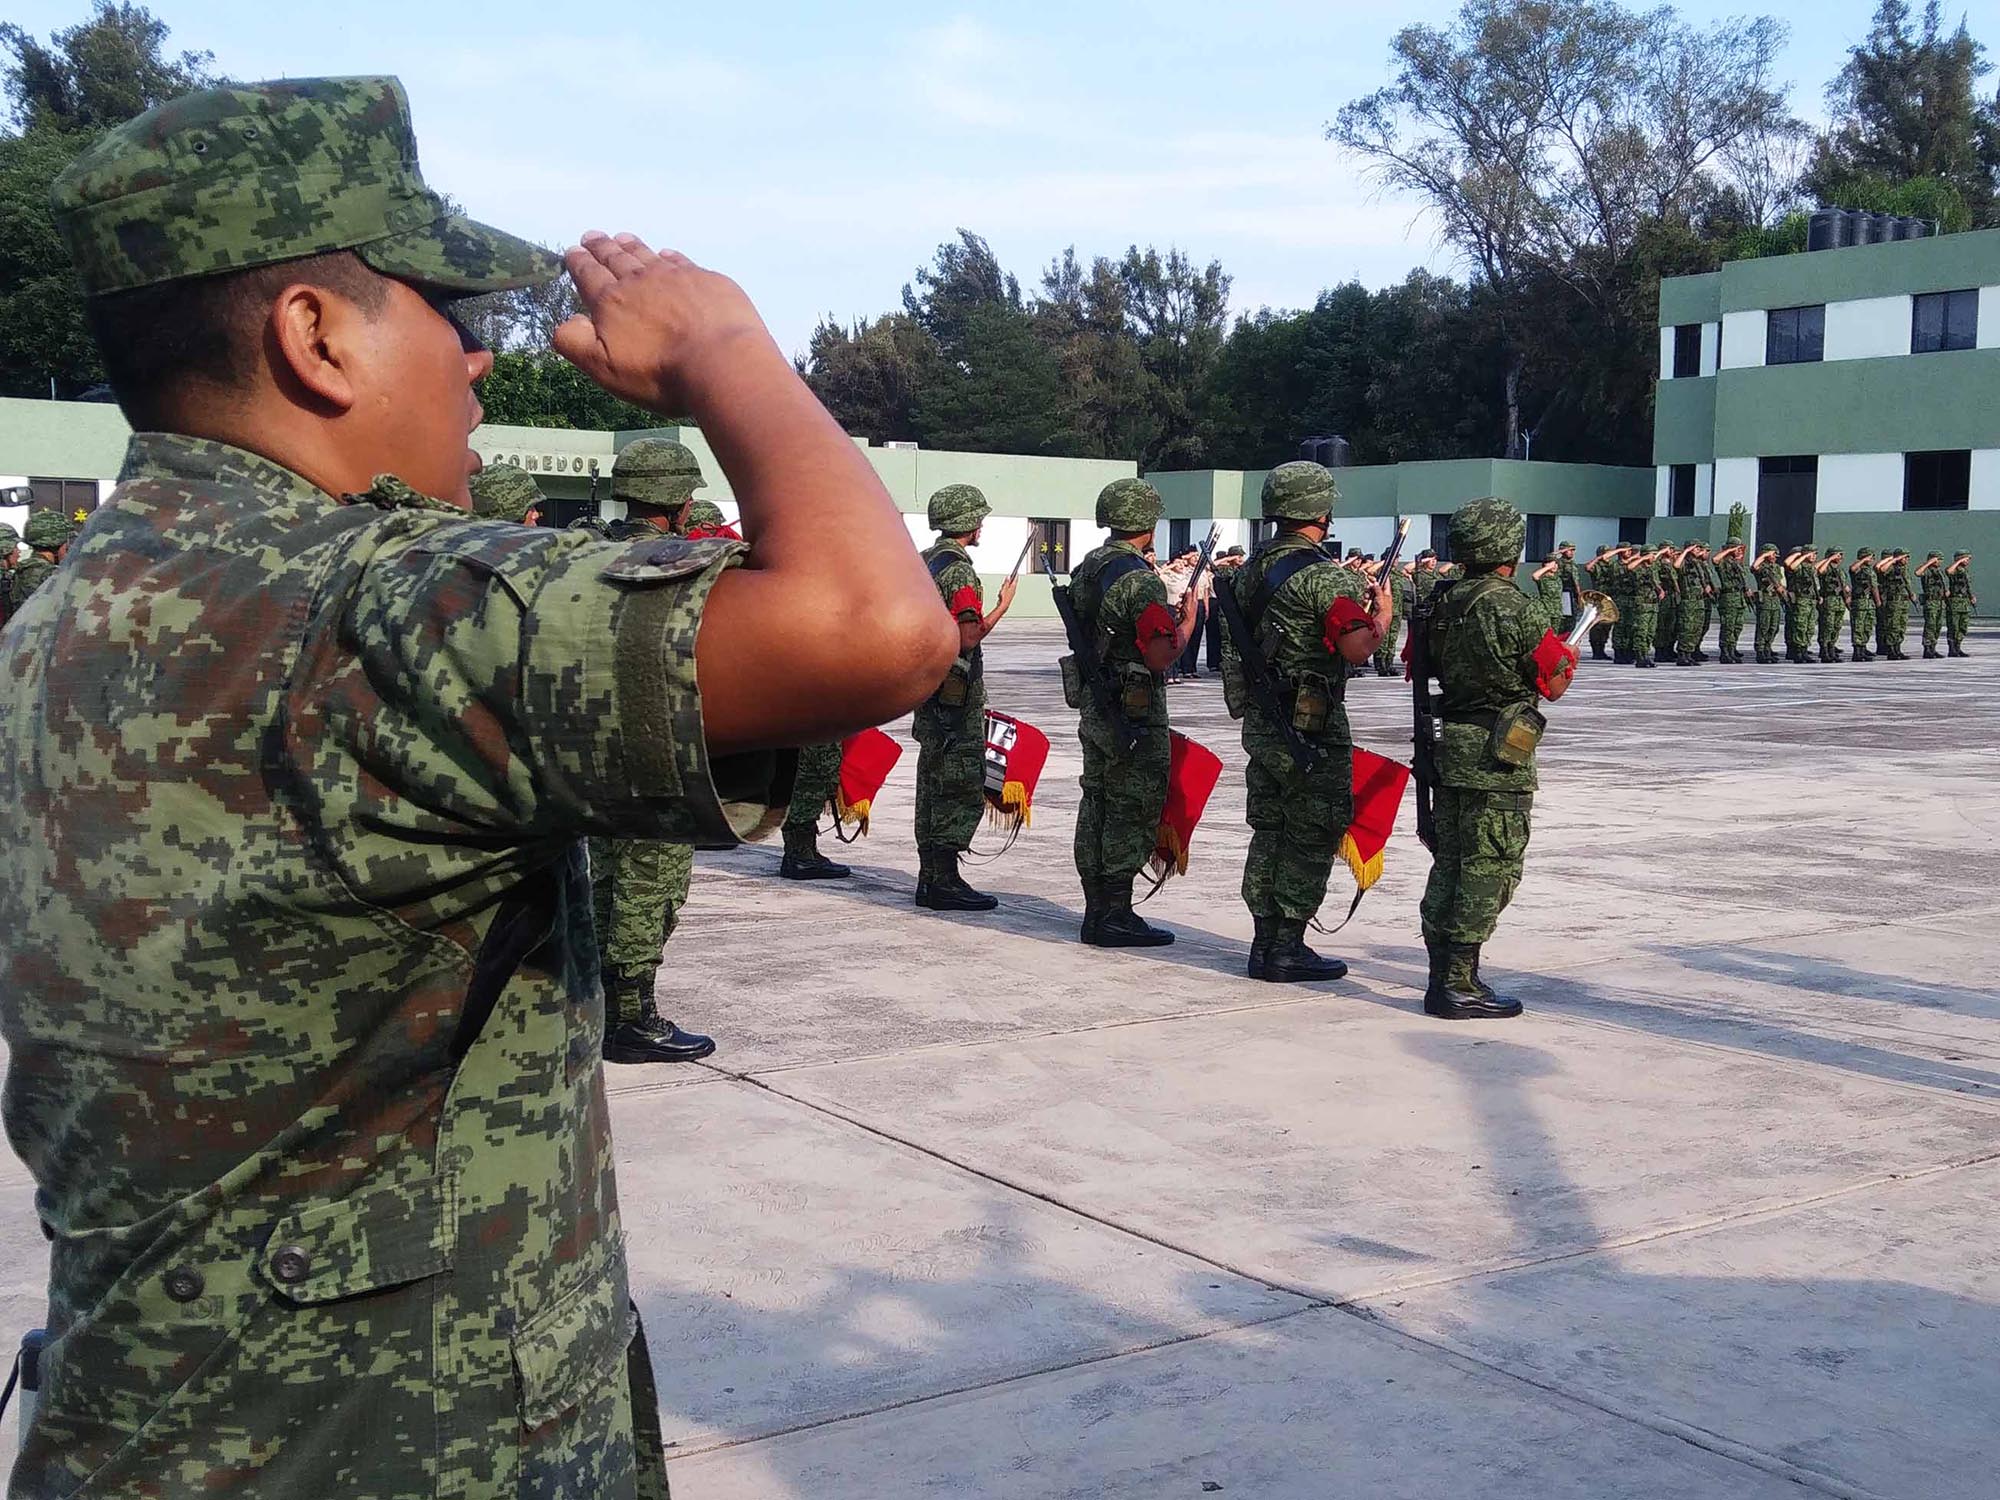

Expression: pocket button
xmin=270 ymin=1246 xmax=312 ymax=1285
xmin=162 ymin=1265 xmax=205 ymax=1302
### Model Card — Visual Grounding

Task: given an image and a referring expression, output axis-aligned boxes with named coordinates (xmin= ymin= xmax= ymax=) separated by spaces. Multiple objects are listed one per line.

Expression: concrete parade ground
xmin=4 ymin=618 xmax=1997 ymax=1497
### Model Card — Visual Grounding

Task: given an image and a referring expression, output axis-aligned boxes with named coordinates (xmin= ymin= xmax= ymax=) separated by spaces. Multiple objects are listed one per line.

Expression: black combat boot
xmin=602 ymin=978 xmax=717 ymax=1064
xmin=779 ymin=824 xmax=850 ymax=880
xmin=1261 ymin=918 xmax=1348 ymax=983
xmin=1635 ymin=651 xmax=1655 ymax=669
xmin=1922 ymin=644 xmax=1940 ymax=659
xmin=1694 ymin=648 xmax=1710 ymax=662
xmin=916 ymin=847 xmax=998 ymax=912
xmin=1424 ymin=945 xmax=1522 ymax=1020
xmin=1949 ymin=643 xmax=1969 ymax=657
xmin=1248 ymin=916 xmax=1275 ymax=980
xmin=1592 ymin=642 xmax=1610 ymax=661
xmin=1086 ymin=879 xmax=1174 ymax=948
xmin=1079 ymin=882 xmax=1105 ymax=944
xmin=1675 ymin=648 xmax=1696 ymax=666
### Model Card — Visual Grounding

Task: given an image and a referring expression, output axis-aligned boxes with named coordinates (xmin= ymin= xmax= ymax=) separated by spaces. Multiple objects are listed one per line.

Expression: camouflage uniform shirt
xmin=1431 ymin=573 xmax=1543 ymax=793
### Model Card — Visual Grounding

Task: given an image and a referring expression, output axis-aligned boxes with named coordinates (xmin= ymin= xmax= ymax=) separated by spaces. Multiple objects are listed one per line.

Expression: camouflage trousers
xmin=1851 ymin=601 xmax=1875 ymax=654
xmin=1948 ymin=600 xmax=1972 ymax=648
xmin=1655 ymin=601 xmax=1679 ymax=656
xmin=589 ymin=837 xmax=694 ymax=1021
xmin=914 ymin=719 xmax=985 ymax=853
xmin=1818 ymin=599 xmax=1846 ymax=658
xmin=1372 ymin=617 xmax=1402 ymax=675
xmin=1922 ymin=598 xmax=1944 ymax=651
xmin=782 ymin=740 xmax=843 ymax=855
xmin=1241 ymin=734 xmax=1352 ymax=921
xmin=1588 ymin=620 xmax=1613 ymax=657
xmin=1074 ymin=723 xmax=1169 ymax=889
xmin=1717 ymin=599 xmax=1745 ymax=655
xmin=1787 ymin=598 xmax=1817 ymax=655
xmin=1626 ymin=599 xmax=1656 ymax=658
xmin=1676 ymin=597 xmax=1707 ymax=654
xmin=1878 ymin=604 xmax=1908 ymax=655
xmin=1419 ymin=786 xmax=1533 ymax=945
xmin=1753 ymin=596 xmax=1782 ymax=655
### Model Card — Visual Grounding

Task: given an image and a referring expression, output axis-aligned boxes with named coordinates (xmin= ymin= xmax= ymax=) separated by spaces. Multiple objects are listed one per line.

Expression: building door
xmin=1755 ymin=456 xmax=1817 ymax=554
xmin=1524 ymin=513 xmax=1554 ymax=563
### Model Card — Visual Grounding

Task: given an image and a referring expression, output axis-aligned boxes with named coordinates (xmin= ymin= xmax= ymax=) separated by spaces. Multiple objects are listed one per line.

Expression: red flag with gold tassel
xmin=981 ymin=711 xmax=1049 ymax=830
xmin=1339 ymin=747 xmax=1411 ymax=895
xmin=1149 ymin=731 xmax=1223 ymax=882
xmin=835 ymin=727 xmax=901 ymax=835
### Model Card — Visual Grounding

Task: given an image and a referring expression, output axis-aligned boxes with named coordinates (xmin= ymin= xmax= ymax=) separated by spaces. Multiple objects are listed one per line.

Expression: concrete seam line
xmin=721 ymin=1073 xmax=1331 ymax=1302
xmin=660 ymin=1301 xmax=1322 ymax=1462
xmin=1320 ymin=1303 xmax=1892 ymax=1500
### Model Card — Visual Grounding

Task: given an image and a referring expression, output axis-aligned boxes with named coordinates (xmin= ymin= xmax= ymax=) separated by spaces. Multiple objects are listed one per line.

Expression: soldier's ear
xmin=268 ymin=283 xmax=361 ymax=414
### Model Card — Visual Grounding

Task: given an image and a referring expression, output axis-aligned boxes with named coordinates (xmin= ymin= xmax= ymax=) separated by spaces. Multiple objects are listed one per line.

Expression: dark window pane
xmin=1913 ymin=293 xmax=1946 ymax=353
xmin=1912 ymin=290 xmax=1977 ymax=353
xmin=1524 ymin=514 xmax=1554 ymax=560
xmin=1903 ymin=451 xmax=1970 ymax=511
xmin=1618 ymin=516 xmax=1649 ymax=545
xmin=1766 ymin=305 xmax=1824 ymax=365
xmin=1669 ymin=465 xmax=1696 ymax=516
xmin=1672 ymin=324 xmax=1702 ymax=378
xmin=1944 ymin=289 xmax=1977 ymax=350
xmin=1029 ymin=517 xmax=1071 ymax=575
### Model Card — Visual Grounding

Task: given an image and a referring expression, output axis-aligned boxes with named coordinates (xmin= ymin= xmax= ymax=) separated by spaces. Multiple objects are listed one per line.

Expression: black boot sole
xmin=602 ymin=1037 xmax=718 ymax=1064
xmin=1261 ymin=959 xmax=1349 ymax=983
xmin=917 ymin=890 xmax=999 ymax=912
xmin=1085 ymin=928 xmax=1175 ymax=948
xmin=1423 ymin=996 xmax=1523 ymax=1020
xmin=779 ymin=861 xmax=851 ymax=881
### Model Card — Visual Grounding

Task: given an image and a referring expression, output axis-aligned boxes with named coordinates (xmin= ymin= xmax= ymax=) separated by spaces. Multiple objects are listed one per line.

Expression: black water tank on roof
xmin=1807 ymin=209 xmax=1841 ymax=251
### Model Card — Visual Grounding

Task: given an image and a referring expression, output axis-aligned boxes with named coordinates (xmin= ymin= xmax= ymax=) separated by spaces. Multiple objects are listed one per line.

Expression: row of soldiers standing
xmin=1567 ymin=538 xmax=1976 ymax=666
xmin=0 ymin=509 xmax=83 ymax=626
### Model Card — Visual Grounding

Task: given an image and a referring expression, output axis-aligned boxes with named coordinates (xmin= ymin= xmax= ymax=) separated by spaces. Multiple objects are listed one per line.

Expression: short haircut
xmin=85 ymin=250 xmax=388 ymax=428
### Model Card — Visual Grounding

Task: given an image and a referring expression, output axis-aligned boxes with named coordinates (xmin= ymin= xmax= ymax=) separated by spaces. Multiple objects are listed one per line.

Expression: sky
xmin=12 ymin=0 xmax=1890 ymax=358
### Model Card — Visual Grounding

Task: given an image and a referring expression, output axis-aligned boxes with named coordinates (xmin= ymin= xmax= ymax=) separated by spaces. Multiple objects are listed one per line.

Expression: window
xmin=1904 ymin=450 xmax=1971 ymax=511
xmin=1672 ymin=323 xmax=1702 ymax=378
xmin=28 ymin=477 xmax=98 ymax=517
xmin=1248 ymin=518 xmax=1279 ymax=551
xmin=1618 ymin=516 xmax=1649 ymax=546
xmin=1167 ymin=517 xmax=1192 ymax=557
xmin=1668 ymin=465 xmax=1697 ymax=517
xmin=1912 ymin=290 xmax=1978 ymax=353
xmin=1028 ymin=518 xmax=1071 ymax=575
xmin=1524 ymin=513 xmax=1555 ymax=561
xmin=1765 ymin=305 xmax=1825 ymax=365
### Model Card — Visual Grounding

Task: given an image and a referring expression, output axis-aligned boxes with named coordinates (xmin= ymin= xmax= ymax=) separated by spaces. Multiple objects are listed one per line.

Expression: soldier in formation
xmin=912 ymin=482 xmax=1015 ymax=911
xmin=1784 ymin=544 xmax=1819 ymax=663
xmin=1626 ymin=542 xmax=1661 ymax=668
xmin=1750 ymin=542 xmax=1785 ymax=663
xmin=1369 ymin=553 xmax=1410 ymax=676
xmin=1816 ymin=547 xmax=1848 ymax=664
xmin=1876 ymin=547 xmax=1913 ymax=660
xmin=1849 ymin=547 xmax=1881 ymax=660
xmin=1582 ymin=544 xmax=1618 ymax=659
xmin=1224 ymin=462 xmax=1392 ymax=982
xmin=1713 ymin=539 xmax=1748 ymax=662
xmin=1946 ymin=550 xmax=1976 ymax=655
xmin=12 ymin=508 xmax=78 ymax=607
xmin=1531 ymin=551 xmax=1564 ymax=631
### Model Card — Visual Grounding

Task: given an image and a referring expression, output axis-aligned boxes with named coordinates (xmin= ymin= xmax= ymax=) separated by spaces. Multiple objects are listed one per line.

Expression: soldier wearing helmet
xmin=467 ymin=461 xmax=545 ymax=526
xmin=10 ymin=508 xmax=80 ymax=609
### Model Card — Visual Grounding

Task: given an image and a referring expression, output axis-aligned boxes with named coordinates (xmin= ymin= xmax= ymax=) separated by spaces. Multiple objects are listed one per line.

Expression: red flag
xmin=982 ymin=711 xmax=1049 ymax=830
xmin=1531 ymin=628 xmax=1579 ymax=698
xmin=1150 ymin=731 xmax=1223 ymax=881
xmin=1340 ymin=747 xmax=1411 ymax=893
xmin=835 ymin=727 xmax=901 ymax=835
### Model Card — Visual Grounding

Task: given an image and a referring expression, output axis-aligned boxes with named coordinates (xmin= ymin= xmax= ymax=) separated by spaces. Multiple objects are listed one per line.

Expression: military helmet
xmin=1559 ymin=538 xmax=1575 ymax=551
xmin=927 ymin=483 xmax=991 ymax=534
xmin=1594 ymin=544 xmax=1609 ymax=555
xmin=1447 ymin=497 xmax=1525 ymax=570
xmin=50 ymin=77 xmax=556 ymax=298
xmin=1926 ymin=549 xmax=1942 ymax=560
xmin=1095 ymin=477 xmax=1163 ymax=531
xmin=1955 ymin=549 xmax=1971 ymax=558
xmin=612 ymin=439 xmax=703 ymax=508
xmin=0 ymin=522 xmax=18 ymax=552
xmin=467 ymin=462 xmax=544 ymax=524
xmin=23 ymin=510 xmax=77 ymax=550
xmin=1260 ymin=461 xmax=1339 ymax=521
xmin=685 ymin=499 xmax=727 ymax=530
xmin=1856 ymin=546 xmax=1873 ymax=559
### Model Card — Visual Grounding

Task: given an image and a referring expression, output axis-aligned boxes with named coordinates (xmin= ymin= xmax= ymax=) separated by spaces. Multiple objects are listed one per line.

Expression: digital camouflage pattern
xmin=1752 ymin=548 xmax=1785 ymax=657
xmin=51 ymin=77 xmax=557 ymax=296
xmin=1878 ymin=551 xmax=1912 ymax=656
xmin=22 ymin=508 xmax=77 ymax=550
xmin=0 ymin=433 xmax=783 ymax=1497
xmin=1626 ymin=551 xmax=1659 ymax=661
xmin=469 ymin=461 xmax=545 ymax=524
xmin=782 ymin=741 xmax=844 ymax=861
xmin=926 ymin=483 xmax=991 ymax=534
xmin=1446 ymin=497 xmax=1524 ymax=570
xmin=613 ymin=439 xmax=703 ymax=510
xmin=914 ymin=537 xmax=987 ymax=853
xmin=1851 ymin=549 xmax=1880 ymax=656
xmin=1947 ymin=551 xmax=1974 ymax=650
xmin=1534 ymin=557 xmax=1563 ymax=632
xmin=1225 ymin=533 xmax=1366 ymax=920
xmin=1716 ymin=547 xmax=1748 ymax=657
xmin=685 ymin=499 xmax=726 ymax=530
xmin=1260 ymin=461 xmax=1338 ymax=520
xmin=1786 ymin=552 xmax=1818 ymax=657
xmin=1373 ymin=565 xmax=1409 ymax=675
xmin=1418 ymin=565 xmax=1546 ymax=944
xmin=1094 ymin=477 xmax=1164 ymax=531
xmin=588 ymin=838 xmax=695 ymax=1023
xmin=1918 ymin=551 xmax=1947 ymax=652
xmin=1817 ymin=554 xmax=1848 ymax=659
xmin=1070 ymin=538 xmax=1170 ymax=887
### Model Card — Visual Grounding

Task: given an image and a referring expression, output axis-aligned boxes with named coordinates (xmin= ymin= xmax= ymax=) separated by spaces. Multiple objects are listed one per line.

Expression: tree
xmin=1804 ymin=0 xmax=2000 ymax=226
xmin=910 ymin=302 xmax=1071 ymax=456
xmin=1033 ymin=247 xmax=1155 ymax=460
xmin=1330 ymin=0 xmax=1797 ymax=453
xmin=798 ymin=313 xmax=938 ymax=445
xmin=1 ymin=1 xmax=215 ymax=133
xmin=476 ymin=352 xmax=665 ymax=431
xmin=1116 ymin=246 xmax=1230 ymax=468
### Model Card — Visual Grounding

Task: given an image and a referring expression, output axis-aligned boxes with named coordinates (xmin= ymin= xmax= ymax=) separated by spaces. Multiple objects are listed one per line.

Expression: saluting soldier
xmin=1816 ymin=546 xmax=1848 ymax=664
xmin=1370 ymin=552 xmax=1410 ymax=676
xmin=1582 ymin=544 xmax=1618 ymax=659
xmin=1785 ymin=544 xmax=1819 ymax=662
xmin=1713 ymin=540 xmax=1748 ymax=663
xmin=1626 ymin=544 xmax=1661 ymax=668
xmin=1876 ymin=547 xmax=1913 ymax=660
xmin=1849 ymin=547 xmax=1881 ymax=661
xmin=1750 ymin=542 xmax=1786 ymax=663
xmin=1225 ymin=462 xmax=1392 ymax=982
xmin=1070 ymin=479 xmax=1198 ymax=947
xmin=1531 ymin=551 xmax=1564 ymax=633
xmin=1946 ymin=549 xmax=1976 ymax=656
xmin=1916 ymin=550 xmax=1949 ymax=658
xmin=913 ymin=483 xmax=1016 ymax=911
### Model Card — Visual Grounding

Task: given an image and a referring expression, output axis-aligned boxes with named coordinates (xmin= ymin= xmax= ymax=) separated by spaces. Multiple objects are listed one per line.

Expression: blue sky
xmin=13 ymin=0 xmax=1887 ymax=356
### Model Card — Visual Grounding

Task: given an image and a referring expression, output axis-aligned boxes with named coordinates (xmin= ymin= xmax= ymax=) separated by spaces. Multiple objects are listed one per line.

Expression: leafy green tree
xmin=0 ymin=1 xmax=215 ymax=132
xmin=797 ymin=313 xmax=938 ymax=445
xmin=476 ymin=352 xmax=664 ymax=431
xmin=910 ymin=302 xmax=1071 ymax=455
xmin=1116 ymin=246 xmax=1230 ymax=468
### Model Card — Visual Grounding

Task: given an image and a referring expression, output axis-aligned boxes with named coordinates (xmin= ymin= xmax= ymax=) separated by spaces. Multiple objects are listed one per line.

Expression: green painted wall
xmin=1658 ymin=271 xmax=1722 ymax=327
xmin=1712 ymin=347 xmax=2000 ymax=457
xmin=1808 ymin=510 xmax=2000 ymax=568
xmin=0 ymin=396 xmax=132 ymax=478
xmin=1152 ymin=459 xmax=1654 ymax=522
xmin=1716 ymin=227 xmax=2000 ymax=312
xmin=1652 ymin=379 xmax=1717 ymax=464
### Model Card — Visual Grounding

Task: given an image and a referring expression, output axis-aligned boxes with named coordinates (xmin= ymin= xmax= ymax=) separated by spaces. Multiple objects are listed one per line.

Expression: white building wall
xmin=1823 ymin=295 xmax=1911 ymax=362
xmin=1554 ymin=515 xmax=1621 ymax=555
xmin=1980 ymin=287 xmax=2000 ymax=350
xmin=1700 ymin=321 xmax=1720 ymax=376
xmin=1657 ymin=326 xmax=1674 ymax=381
xmin=1719 ymin=309 xmax=1765 ymax=369
xmin=1332 ymin=516 xmax=1397 ymax=556
xmin=1654 ymin=466 xmax=1672 ymax=516
xmin=1715 ymin=458 xmax=1760 ymax=524
xmin=1970 ymin=449 xmax=2000 ymax=510
xmin=1817 ymin=452 xmax=1905 ymax=512
xmin=1695 ymin=462 xmax=1715 ymax=516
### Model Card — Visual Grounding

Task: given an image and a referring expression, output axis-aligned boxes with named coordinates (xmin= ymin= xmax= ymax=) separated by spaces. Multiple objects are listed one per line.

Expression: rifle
xmin=1052 ymin=559 xmax=1146 ymax=753
xmin=1408 ymin=576 xmax=1450 ymax=852
xmin=1213 ymin=542 xmax=1327 ymax=774
xmin=1185 ymin=524 xmax=1221 ymax=599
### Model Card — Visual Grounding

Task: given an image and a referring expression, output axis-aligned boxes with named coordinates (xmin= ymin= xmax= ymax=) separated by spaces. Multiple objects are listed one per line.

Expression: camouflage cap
xmin=612 ymin=438 xmax=703 ymax=508
xmin=1856 ymin=546 xmax=1874 ymax=559
xmin=1260 ymin=461 xmax=1339 ymax=520
xmin=1447 ymin=497 xmax=1525 ymax=569
xmin=51 ymin=76 xmax=558 ymax=297
xmin=685 ymin=499 xmax=727 ymax=530
xmin=1926 ymin=549 xmax=1941 ymax=559
xmin=1955 ymin=549 xmax=1971 ymax=558
xmin=0 ymin=523 xmax=17 ymax=550
xmin=1095 ymin=477 xmax=1163 ymax=531
xmin=23 ymin=510 xmax=78 ymax=549
xmin=927 ymin=483 xmax=991 ymax=533
xmin=467 ymin=462 xmax=544 ymax=524
xmin=1559 ymin=538 xmax=1575 ymax=550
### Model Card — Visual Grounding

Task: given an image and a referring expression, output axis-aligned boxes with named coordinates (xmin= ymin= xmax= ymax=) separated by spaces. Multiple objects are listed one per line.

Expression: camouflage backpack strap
xmin=1076 ymin=551 xmax=1150 ymax=660
xmin=1241 ymin=546 xmax=1326 ymax=662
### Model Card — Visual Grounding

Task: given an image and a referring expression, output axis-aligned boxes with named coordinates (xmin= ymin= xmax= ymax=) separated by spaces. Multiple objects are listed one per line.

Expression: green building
xmin=1654 ymin=225 xmax=1999 ymax=578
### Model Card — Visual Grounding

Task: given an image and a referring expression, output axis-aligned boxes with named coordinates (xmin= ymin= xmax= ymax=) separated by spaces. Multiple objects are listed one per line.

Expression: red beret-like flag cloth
xmin=1135 ymin=601 xmax=1177 ymax=651
xmin=1531 ymin=629 xmax=1580 ymax=699
xmin=836 ymin=727 xmax=902 ymax=835
xmin=1150 ymin=731 xmax=1223 ymax=881
xmin=685 ymin=522 xmax=743 ymax=541
xmin=982 ymin=711 xmax=1050 ymax=831
xmin=949 ymin=585 xmax=983 ymax=620
xmin=1340 ymin=747 xmax=1412 ymax=893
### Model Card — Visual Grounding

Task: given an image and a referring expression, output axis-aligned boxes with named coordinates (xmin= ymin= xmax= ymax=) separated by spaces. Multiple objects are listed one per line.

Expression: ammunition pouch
xmin=938 ymin=657 xmax=972 ymax=709
xmin=1445 ymin=704 xmax=1547 ymax=769
xmin=1289 ymin=672 xmax=1334 ymax=737
xmin=1117 ymin=662 xmax=1154 ymax=722
xmin=1058 ymin=654 xmax=1084 ymax=710
xmin=1220 ymin=654 xmax=1248 ymax=719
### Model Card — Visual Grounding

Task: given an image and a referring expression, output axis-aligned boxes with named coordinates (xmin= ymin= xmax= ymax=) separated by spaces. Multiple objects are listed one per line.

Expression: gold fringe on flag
xmin=834 ymin=792 xmax=871 ymax=835
xmin=983 ymin=780 xmax=1033 ymax=832
xmin=1150 ymin=822 xmax=1192 ymax=879
xmin=1339 ymin=830 xmax=1385 ymax=892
